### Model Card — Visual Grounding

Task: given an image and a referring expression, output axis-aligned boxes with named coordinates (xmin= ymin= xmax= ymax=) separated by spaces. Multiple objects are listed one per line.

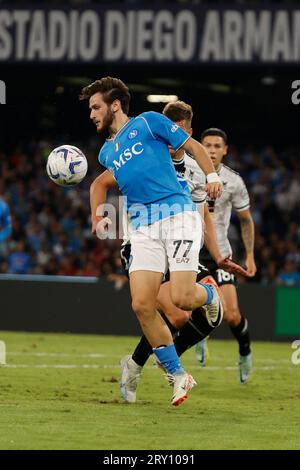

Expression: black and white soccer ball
xmin=46 ymin=145 xmax=88 ymax=187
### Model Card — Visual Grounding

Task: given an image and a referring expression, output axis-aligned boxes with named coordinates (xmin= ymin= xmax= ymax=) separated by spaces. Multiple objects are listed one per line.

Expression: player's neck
xmin=110 ymin=113 xmax=130 ymax=137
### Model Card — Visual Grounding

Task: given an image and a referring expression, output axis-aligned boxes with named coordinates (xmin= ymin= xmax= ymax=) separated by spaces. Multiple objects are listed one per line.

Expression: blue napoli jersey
xmin=98 ymin=111 xmax=195 ymax=228
xmin=0 ymin=198 xmax=12 ymax=242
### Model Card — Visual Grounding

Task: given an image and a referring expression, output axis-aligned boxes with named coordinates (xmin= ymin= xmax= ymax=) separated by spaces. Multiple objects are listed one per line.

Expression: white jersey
xmin=173 ymin=153 xmax=207 ymax=204
xmin=205 ymin=163 xmax=250 ymax=258
xmin=122 ymin=152 xmax=207 ymax=244
xmin=174 ymin=156 xmax=250 ymax=258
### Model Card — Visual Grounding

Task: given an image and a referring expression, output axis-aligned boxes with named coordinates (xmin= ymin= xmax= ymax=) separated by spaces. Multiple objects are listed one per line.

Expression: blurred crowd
xmin=0 ymin=140 xmax=300 ymax=286
xmin=226 ymin=145 xmax=300 ymax=286
xmin=0 ymin=140 xmax=126 ymax=288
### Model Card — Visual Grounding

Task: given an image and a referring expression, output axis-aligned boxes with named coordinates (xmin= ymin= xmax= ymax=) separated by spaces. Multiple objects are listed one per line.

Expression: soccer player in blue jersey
xmin=0 ymin=197 xmax=12 ymax=244
xmin=81 ymin=77 xmax=223 ymax=405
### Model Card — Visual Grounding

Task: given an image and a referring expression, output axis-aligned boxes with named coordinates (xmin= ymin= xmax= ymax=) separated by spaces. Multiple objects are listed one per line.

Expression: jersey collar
xmin=107 ymin=118 xmax=133 ymax=141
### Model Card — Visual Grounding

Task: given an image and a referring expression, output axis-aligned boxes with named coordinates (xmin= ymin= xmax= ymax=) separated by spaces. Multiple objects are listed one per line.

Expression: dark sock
xmin=230 ymin=316 xmax=251 ymax=356
xmin=132 ymin=335 xmax=153 ymax=367
xmin=131 ymin=313 xmax=178 ymax=367
xmin=161 ymin=313 xmax=178 ymax=336
xmin=174 ymin=307 xmax=216 ymax=357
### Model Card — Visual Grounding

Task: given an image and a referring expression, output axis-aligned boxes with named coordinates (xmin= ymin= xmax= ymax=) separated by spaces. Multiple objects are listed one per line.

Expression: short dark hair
xmin=79 ymin=76 xmax=131 ymax=114
xmin=163 ymin=101 xmax=193 ymax=127
xmin=201 ymin=128 xmax=228 ymax=144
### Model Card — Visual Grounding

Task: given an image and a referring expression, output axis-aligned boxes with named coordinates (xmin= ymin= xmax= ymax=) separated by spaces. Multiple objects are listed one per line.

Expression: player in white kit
xmin=195 ymin=127 xmax=256 ymax=384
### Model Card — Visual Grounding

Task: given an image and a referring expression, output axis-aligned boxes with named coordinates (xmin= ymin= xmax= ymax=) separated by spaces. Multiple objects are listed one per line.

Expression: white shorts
xmin=128 ymin=211 xmax=203 ymax=274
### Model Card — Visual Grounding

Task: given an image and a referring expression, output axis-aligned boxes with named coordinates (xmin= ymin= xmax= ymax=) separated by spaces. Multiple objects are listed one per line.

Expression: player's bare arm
xmin=181 ymin=137 xmax=223 ymax=199
xmin=203 ymin=203 xmax=223 ymax=264
xmin=203 ymin=204 xmax=250 ymax=277
xmin=237 ymin=209 xmax=257 ymax=277
xmin=90 ymin=170 xmax=117 ymax=235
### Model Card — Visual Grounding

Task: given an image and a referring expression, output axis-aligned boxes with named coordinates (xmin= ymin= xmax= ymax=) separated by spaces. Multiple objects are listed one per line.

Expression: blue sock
xmin=199 ymin=283 xmax=214 ymax=305
xmin=153 ymin=344 xmax=184 ymax=375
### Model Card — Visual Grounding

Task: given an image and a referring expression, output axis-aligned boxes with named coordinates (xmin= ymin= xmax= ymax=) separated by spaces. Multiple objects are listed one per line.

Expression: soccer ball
xmin=46 ymin=145 xmax=88 ymax=186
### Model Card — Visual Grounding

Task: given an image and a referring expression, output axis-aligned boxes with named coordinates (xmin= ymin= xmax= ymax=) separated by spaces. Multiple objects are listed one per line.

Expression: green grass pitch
xmin=0 ymin=331 xmax=299 ymax=450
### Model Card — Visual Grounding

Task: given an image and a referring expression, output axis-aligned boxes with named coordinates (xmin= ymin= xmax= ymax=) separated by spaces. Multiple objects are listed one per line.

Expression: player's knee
xmin=224 ymin=307 xmax=241 ymax=326
xmin=131 ymin=298 xmax=153 ymax=318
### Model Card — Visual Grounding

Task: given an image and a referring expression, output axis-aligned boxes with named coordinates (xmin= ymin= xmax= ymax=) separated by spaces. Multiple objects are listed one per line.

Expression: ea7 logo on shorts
xmin=0 ymin=80 xmax=6 ymax=104
xmin=176 ymin=257 xmax=190 ymax=264
xmin=128 ymin=130 xmax=138 ymax=139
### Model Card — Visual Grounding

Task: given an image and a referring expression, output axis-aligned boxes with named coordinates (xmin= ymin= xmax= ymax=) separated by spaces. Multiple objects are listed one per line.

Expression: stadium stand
xmin=1 ymin=140 xmax=299 ymax=285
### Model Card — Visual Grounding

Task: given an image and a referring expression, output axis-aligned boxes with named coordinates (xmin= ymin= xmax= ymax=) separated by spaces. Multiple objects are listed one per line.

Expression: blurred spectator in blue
xmin=8 ymin=240 xmax=31 ymax=274
xmin=0 ymin=197 xmax=12 ymax=243
xmin=277 ymin=260 xmax=300 ymax=286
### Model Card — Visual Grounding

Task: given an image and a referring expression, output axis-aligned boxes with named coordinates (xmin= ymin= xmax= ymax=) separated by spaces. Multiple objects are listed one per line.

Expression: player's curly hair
xmin=79 ymin=77 xmax=131 ymax=114
xmin=163 ymin=101 xmax=193 ymax=127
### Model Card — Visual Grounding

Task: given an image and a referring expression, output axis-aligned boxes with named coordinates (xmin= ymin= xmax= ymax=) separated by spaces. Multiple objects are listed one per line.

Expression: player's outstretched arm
xmin=237 ymin=209 xmax=257 ymax=277
xmin=203 ymin=204 xmax=251 ymax=278
xmin=90 ymin=170 xmax=117 ymax=235
xmin=203 ymin=203 xmax=223 ymax=264
xmin=181 ymin=137 xmax=223 ymax=199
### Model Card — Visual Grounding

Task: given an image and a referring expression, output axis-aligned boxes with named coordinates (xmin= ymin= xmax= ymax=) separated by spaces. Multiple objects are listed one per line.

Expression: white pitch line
xmin=7 ymin=352 xmax=106 ymax=358
xmin=2 ymin=364 xmax=101 ymax=369
xmin=5 ymin=353 xmax=294 ymax=364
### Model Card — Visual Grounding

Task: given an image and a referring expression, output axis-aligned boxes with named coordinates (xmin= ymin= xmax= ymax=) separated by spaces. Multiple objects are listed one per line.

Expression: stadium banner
xmin=0 ymin=278 xmax=289 ymax=341
xmin=1 ymin=4 xmax=300 ymax=64
xmin=275 ymin=287 xmax=300 ymax=336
